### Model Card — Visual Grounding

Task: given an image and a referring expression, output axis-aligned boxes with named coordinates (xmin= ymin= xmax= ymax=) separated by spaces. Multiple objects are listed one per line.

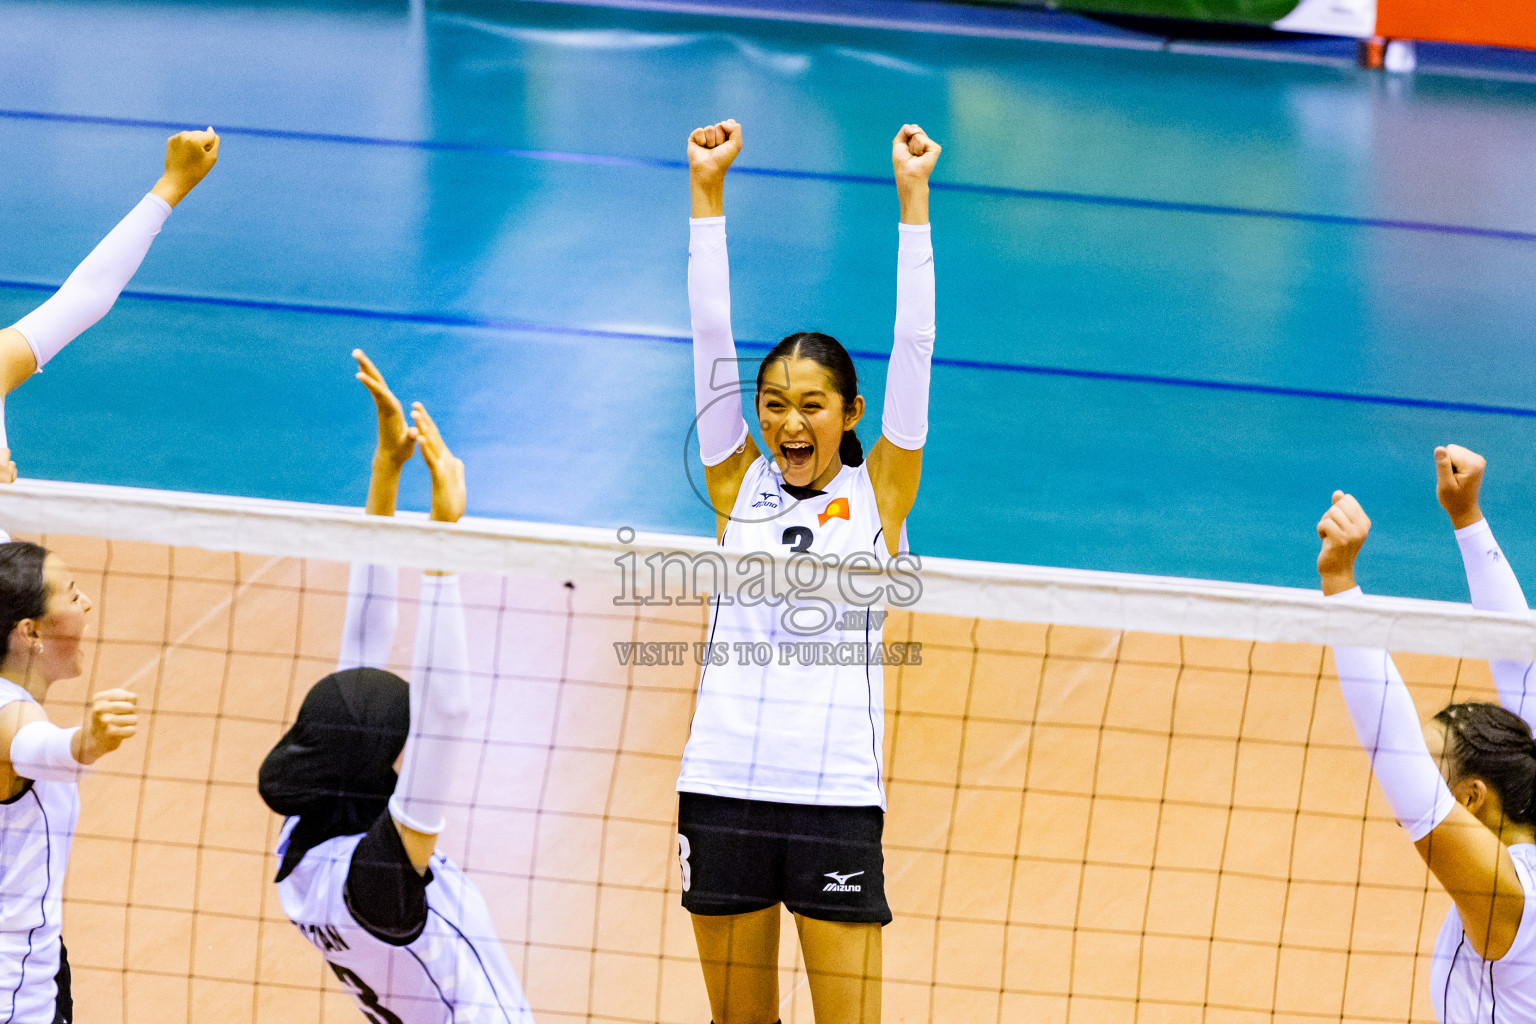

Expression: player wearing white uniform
xmin=679 ymin=119 xmax=939 ymax=1024
xmin=259 ymin=353 xmax=534 ymax=1024
xmin=677 ymin=455 xmax=907 ymax=808
xmin=1317 ymin=456 xmax=1536 ymax=1024
xmin=1426 ymin=444 xmax=1536 ymax=1021
xmin=0 ymin=544 xmax=138 ymax=1023
xmin=0 ymin=129 xmax=218 ymax=486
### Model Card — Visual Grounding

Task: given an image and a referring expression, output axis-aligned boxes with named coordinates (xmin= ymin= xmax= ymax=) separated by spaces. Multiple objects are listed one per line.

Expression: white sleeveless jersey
xmin=1433 ymin=843 xmax=1536 ymax=1023
xmin=0 ymin=680 xmax=78 ymax=1024
xmin=277 ymin=821 xmax=535 ymax=1024
xmin=678 ymin=457 xmax=905 ymax=809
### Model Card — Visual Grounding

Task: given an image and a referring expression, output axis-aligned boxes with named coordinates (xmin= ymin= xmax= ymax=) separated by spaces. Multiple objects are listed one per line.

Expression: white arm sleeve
xmin=9 ymin=720 xmax=84 ymax=783
xmin=388 ymin=574 xmax=471 ymax=835
xmin=1330 ymin=588 xmax=1457 ymax=841
xmin=881 ymin=223 xmax=935 ymax=451
xmin=337 ymin=564 xmax=399 ymax=671
xmin=1455 ymin=518 xmax=1536 ymax=724
xmin=11 ymin=194 xmax=173 ymax=369
xmin=689 ymin=216 xmax=749 ymax=467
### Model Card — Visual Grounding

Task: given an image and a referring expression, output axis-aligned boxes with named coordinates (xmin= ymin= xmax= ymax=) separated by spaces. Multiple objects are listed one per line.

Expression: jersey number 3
xmin=329 ymin=962 xmax=405 ymax=1024
xmin=782 ymin=526 xmax=813 ymax=553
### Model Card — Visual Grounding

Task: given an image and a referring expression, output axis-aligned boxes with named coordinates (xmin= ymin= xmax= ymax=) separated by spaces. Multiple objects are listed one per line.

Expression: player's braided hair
xmin=0 ymin=542 xmax=50 ymax=651
xmin=1433 ymin=701 xmax=1536 ymax=824
xmin=757 ymin=332 xmax=864 ymax=468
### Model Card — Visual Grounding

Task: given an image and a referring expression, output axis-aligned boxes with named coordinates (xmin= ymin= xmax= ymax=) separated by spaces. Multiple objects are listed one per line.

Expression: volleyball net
xmin=7 ymin=478 xmax=1533 ymax=1024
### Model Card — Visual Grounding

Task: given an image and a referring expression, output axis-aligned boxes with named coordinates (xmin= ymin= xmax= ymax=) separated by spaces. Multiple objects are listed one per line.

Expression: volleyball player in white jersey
xmin=259 ymin=352 xmax=534 ymax=1024
xmin=679 ymin=119 xmax=938 ymax=1024
xmin=1318 ymin=482 xmax=1536 ymax=1022
xmin=0 ymin=545 xmax=138 ymax=1022
xmin=0 ymin=129 xmax=218 ymax=483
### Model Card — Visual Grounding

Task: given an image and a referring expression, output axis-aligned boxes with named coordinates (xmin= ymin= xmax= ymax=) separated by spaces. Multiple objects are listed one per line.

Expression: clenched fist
xmin=893 ymin=124 xmax=940 ymax=225
xmin=152 ymin=128 xmax=220 ymax=208
xmin=688 ymin=119 xmax=741 ymax=218
xmin=1317 ymin=491 xmax=1371 ymax=595
xmin=1435 ymin=444 xmax=1485 ymax=530
xmin=74 ymin=688 xmax=138 ymax=765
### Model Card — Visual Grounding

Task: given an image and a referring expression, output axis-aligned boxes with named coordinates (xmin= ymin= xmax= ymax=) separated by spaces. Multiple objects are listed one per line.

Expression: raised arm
xmin=388 ymin=405 xmax=469 ymax=873
xmin=336 ymin=351 xmax=417 ymax=671
xmin=867 ymin=124 xmax=940 ymax=556
xmin=1318 ymin=490 xmax=1524 ymax=960
xmin=0 ymin=129 xmax=219 ymax=481
xmin=1435 ymin=444 xmax=1536 ymax=722
xmin=688 ymin=119 xmax=758 ymax=537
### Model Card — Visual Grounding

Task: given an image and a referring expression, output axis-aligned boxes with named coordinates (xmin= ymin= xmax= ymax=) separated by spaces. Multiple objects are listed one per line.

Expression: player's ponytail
xmin=757 ymin=331 xmax=864 ymax=468
xmin=840 ymin=429 xmax=864 ymax=467
xmin=0 ymin=542 xmax=51 ymax=655
xmin=1433 ymin=702 xmax=1536 ymax=825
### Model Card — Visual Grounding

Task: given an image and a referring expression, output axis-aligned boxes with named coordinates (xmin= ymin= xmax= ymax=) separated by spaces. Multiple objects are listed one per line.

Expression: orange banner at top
xmin=1379 ymin=0 xmax=1536 ymax=50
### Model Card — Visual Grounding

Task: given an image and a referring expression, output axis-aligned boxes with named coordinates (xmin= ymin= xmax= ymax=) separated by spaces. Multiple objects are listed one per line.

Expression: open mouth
xmin=780 ymin=441 xmax=814 ymax=473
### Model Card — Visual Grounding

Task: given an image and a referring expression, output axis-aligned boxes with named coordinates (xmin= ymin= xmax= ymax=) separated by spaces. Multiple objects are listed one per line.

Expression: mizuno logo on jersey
xmin=818 ymin=497 xmax=850 ymax=526
xmin=751 ymin=492 xmax=780 ymax=509
xmin=823 ymin=870 xmax=864 ymax=892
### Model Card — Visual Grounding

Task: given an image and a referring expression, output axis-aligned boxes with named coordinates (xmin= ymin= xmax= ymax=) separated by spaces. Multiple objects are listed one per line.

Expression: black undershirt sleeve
xmin=343 ymin=811 xmax=432 ymax=947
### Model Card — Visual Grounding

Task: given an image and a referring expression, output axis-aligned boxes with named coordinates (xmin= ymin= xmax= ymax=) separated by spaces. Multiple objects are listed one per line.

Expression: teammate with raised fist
xmin=0 ymin=128 xmax=219 ymax=482
xmin=677 ymin=119 xmax=940 ymax=1024
xmin=1435 ymin=443 xmax=1536 ymax=718
xmin=0 ymin=542 xmax=135 ymax=1023
xmin=1318 ymin=485 xmax=1536 ymax=1022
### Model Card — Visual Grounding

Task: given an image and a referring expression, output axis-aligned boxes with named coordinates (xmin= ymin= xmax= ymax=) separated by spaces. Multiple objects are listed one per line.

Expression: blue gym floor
xmin=3 ymin=0 xmax=1536 ymax=601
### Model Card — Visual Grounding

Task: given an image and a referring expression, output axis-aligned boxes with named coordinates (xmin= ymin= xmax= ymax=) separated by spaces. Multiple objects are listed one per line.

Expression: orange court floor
xmin=33 ymin=532 xmax=1472 ymax=1024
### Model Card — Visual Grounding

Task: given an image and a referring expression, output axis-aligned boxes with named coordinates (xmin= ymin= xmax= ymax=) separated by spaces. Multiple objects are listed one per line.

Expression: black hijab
xmin=259 ymin=667 xmax=409 ymax=883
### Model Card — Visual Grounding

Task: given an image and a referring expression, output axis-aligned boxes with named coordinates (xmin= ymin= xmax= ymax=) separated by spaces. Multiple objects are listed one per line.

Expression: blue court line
xmin=4 ymin=108 xmax=1535 ymax=245
xmin=2 ymin=278 xmax=1532 ymax=420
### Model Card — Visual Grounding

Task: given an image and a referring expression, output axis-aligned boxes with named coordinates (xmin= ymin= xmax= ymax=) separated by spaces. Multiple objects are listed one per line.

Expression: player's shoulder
xmin=0 ymin=677 xmax=35 ymax=708
xmin=281 ymin=832 xmax=366 ymax=905
xmin=1502 ymin=844 xmax=1536 ymax=943
xmin=0 ymin=685 xmax=44 ymax=749
xmin=1504 ymin=844 xmax=1536 ymax=900
xmin=845 ymin=460 xmax=881 ymax=506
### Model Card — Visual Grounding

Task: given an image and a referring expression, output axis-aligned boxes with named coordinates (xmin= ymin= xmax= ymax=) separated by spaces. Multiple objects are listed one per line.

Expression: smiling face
xmin=32 ymin=555 xmax=92 ymax=684
xmin=757 ymin=356 xmax=864 ymax=489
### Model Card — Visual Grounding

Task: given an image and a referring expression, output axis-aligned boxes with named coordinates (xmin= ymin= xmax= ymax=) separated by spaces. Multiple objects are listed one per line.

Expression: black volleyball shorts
xmin=676 ymin=792 xmax=892 ymax=925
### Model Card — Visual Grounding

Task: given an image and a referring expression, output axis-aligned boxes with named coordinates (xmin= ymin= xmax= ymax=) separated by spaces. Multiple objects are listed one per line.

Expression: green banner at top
xmin=1058 ymin=0 xmax=1300 ymax=23
xmin=961 ymin=0 xmax=1376 ymax=34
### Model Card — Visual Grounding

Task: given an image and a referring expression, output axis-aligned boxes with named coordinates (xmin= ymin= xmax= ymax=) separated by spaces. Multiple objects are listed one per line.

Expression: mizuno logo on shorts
xmin=823 ymin=870 xmax=864 ymax=892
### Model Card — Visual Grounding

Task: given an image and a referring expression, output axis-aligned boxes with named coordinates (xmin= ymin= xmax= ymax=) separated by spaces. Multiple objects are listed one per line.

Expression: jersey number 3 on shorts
xmin=329 ymin=961 xmax=405 ymax=1024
